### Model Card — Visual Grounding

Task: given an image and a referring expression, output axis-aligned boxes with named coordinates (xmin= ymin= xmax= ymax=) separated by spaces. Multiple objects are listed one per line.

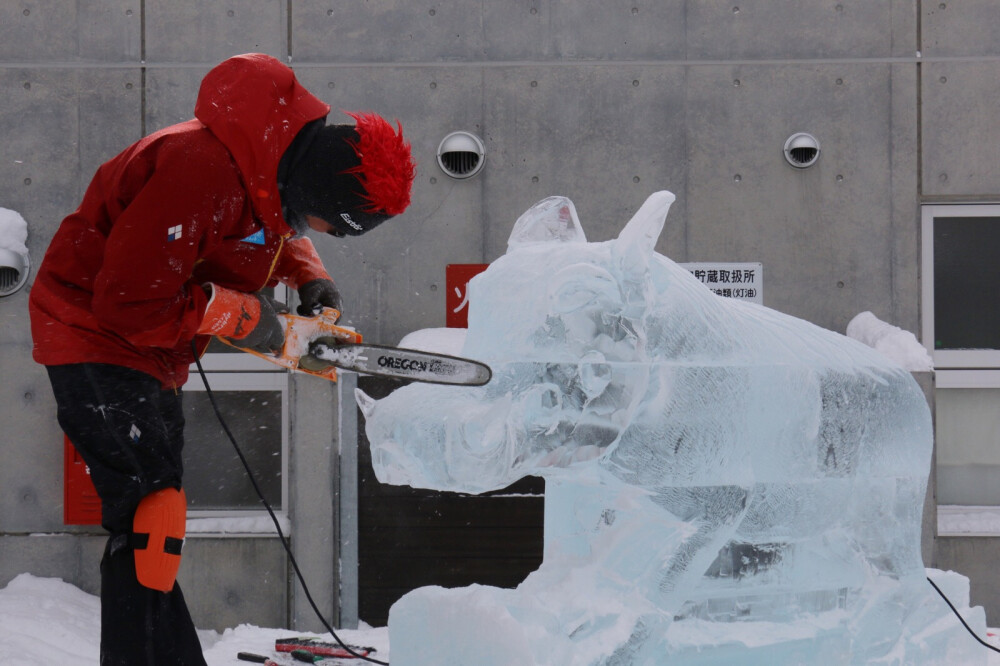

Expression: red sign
xmin=64 ymin=435 xmax=101 ymax=525
xmin=446 ymin=264 xmax=488 ymax=328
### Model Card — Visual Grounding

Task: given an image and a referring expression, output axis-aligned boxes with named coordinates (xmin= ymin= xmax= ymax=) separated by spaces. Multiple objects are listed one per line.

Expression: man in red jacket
xmin=29 ymin=53 xmax=415 ymax=665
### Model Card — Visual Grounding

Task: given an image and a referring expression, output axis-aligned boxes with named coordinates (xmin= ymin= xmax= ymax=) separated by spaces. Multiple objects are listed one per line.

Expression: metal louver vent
xmin=0 ymin=248 xmax=29 ymax=297
xmin=789 ymin=147 xmax=817 ymax=165
xmin=437 ymin=131 xmax=486 ymax=179
xmin=783 ymin=133 xmax=820 ymax=169
xmin=440 ymin=151 xmax=481 ymax=177
xmin=0 ymin=267 xmax=18 ymax=292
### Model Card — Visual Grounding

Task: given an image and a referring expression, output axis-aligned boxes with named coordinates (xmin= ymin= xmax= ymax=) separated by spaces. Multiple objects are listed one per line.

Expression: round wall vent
xmin=783 ymin=133 xmax=820 ymax=169
xmin=437 ymin=131 xmax=485 ymax=179
xmin=0 ymin=248 xmax=29 ymax=297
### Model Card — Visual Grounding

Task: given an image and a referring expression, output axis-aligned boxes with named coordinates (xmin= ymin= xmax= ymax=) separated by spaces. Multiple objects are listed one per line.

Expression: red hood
xmin=194 ymin=53 xmax=330 ymax=236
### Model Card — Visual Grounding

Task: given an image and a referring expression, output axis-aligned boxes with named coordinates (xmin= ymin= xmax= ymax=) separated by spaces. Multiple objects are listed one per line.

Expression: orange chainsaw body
xmin=220 ymin=308 xmax=361 ymax=381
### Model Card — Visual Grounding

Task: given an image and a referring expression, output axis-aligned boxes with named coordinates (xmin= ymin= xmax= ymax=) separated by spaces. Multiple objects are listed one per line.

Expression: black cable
xmin=193 ymin=347 xmax=388 ymax=665
xmin=927 ymin=576 xmax=1000 ymax=654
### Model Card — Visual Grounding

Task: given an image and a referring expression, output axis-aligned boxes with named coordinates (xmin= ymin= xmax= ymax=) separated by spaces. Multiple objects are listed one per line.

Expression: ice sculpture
xmin=358 ymin=192 xmax=985 ymax=665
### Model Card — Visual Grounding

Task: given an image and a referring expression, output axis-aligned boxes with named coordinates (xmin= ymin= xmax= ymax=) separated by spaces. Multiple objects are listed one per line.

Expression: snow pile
xmin=0 ymin=574 xmax=389 ymax=666
xmin=0 ymin=574 xmax=100 ymax=665
xmin=847 ymin=310 xmax=933 ymax=372
xmin=0 ymin=208 xmax=28 ymax=255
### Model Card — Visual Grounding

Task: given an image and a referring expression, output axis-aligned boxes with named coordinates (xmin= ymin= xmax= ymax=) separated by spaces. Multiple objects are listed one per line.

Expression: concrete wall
xmin=2 ymin=0 xmax=1000 ymax=630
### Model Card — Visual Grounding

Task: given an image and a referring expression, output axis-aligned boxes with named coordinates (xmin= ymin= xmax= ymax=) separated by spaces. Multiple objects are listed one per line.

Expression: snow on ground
xmin=0 ymin=574 xmax=388 ymax=666
xmin=3 ymin=573 xmax=1000 ymax=665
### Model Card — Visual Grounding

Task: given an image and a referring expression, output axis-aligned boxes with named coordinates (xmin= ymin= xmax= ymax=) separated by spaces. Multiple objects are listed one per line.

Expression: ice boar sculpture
xmin=358 ymin=192 xmax=976 ymax=665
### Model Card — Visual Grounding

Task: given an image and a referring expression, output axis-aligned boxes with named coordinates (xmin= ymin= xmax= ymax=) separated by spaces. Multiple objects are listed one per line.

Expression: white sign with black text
xmin=679 ymin=262 xmax=763 ymax=304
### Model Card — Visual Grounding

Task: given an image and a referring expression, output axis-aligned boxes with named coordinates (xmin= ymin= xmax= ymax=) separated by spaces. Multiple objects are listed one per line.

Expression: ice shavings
xmin=361 ymin=192 xmax=982 ymax=665
xmin=847 ymin=310 xmax=933 ymax=372
xmin=311 ymin=341 xmax=370 ymax=367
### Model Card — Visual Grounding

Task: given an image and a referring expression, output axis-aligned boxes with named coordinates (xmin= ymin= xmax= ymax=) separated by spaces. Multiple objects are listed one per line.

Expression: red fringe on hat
xmin=346 ymin=112 xmax=416 ymax=216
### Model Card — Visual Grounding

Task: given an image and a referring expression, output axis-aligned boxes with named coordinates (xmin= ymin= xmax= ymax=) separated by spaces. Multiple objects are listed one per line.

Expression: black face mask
xmin=279 ymin=121 xmax=391 ymax=236
xmin=278 ymin=120 xmax=324 ymax=235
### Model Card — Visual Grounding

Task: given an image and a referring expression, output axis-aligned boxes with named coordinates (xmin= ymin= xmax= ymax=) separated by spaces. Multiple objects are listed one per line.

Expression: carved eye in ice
xmin=550 ymin=264 xmax=620 ymax=315
xmin=578 ymin=351 xmax=611 ymax=400
xmin=519 ymin=382 xmax=563 ymax=436
xmin=452 ymin=395 xmax=513 ymax=459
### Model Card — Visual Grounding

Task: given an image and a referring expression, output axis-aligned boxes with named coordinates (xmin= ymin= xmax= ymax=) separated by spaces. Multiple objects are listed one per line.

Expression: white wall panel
xmin=922 ymin=61 xmax=1000 ymax=198
xmin=922 ymin=0 xmax=1000 ymax=58
xmin=0 ymin=2 xmax=140 ymax=62
xmin=145 ymin=0 xmax=286 ymax=64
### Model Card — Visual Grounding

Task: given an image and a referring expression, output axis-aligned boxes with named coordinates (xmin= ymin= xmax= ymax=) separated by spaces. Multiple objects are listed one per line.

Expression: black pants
xmin=47 ymin=363 xmax=206 ymax=666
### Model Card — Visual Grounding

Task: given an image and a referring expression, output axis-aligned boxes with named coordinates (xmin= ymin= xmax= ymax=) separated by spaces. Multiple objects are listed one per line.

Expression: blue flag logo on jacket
xmin=240 ymin=229 xmax=265 ymax=245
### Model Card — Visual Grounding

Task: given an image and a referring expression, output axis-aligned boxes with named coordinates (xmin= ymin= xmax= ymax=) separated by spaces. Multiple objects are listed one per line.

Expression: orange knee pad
xmin=133 ymin=488 xmax=187 ymax=592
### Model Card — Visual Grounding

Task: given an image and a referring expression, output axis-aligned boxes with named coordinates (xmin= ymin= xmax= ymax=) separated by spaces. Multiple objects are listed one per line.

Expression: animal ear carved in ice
xmin=613 ymin=190 xmax=675 ymax=271
xmin=354 ymin=388 xmax=376 ymax=419
xmin=507 ymin=195 xmax=587 ymax=252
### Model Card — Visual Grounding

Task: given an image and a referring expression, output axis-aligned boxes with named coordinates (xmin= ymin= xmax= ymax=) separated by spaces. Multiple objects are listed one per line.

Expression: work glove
xmin=235 ymin=293 xmax=289 ymax=354
xmin=198 ymin=284 xmax=288 ymax=355
xmin=297 ymin=278 xmax=342 ymax=319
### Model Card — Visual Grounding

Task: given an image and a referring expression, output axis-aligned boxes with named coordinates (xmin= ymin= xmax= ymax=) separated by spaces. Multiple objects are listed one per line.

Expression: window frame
xmin=921 ymin=203 xmax=1000 ymax=370
xmin=181 ymin=370 xmax=290 ymax=530
xmin=923 ymin=204 xmax=1000 ymax=535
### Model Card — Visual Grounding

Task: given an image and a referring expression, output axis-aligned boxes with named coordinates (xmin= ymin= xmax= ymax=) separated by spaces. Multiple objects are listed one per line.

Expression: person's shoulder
xmin=156 ymin=122 xmax=233 ymax=164
xmin=153 ymin=123 xmax=242 ymax=189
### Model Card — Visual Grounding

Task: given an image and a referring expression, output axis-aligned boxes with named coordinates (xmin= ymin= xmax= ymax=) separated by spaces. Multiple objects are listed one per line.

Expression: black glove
xmin=232 ymin=293 xmax=288 ymax=354
xmin=297 ymin=278 xmax=342 ymax=318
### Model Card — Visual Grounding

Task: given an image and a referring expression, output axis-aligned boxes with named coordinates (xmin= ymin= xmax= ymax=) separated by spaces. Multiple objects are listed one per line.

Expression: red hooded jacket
xmin=29 ymin=54 xmax=334 ymax=388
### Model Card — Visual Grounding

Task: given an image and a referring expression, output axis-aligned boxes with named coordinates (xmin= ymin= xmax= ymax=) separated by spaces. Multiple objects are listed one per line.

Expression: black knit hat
xmin=279 ymin=114 xmax=414 ymax=237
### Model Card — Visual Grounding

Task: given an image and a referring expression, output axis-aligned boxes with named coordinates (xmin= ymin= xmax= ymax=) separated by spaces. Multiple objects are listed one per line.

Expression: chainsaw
xmin=220 ymin=308 xmax=492 ymax=386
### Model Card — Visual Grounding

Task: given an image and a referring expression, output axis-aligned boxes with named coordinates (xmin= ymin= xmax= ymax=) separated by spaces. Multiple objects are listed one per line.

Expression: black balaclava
xmin=278 ymin=120 xmax=391 ymax=237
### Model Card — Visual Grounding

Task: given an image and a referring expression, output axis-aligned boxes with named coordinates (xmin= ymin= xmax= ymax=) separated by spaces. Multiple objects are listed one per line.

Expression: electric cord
xmin=193 ymin=346 xmax=389 ymax=665
xmin=927 ymin=576 xmax=1000 ymax=655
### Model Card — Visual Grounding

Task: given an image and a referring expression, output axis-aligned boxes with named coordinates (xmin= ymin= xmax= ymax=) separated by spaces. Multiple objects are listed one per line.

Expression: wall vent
xmin=437 ymin=131 xmax=486 ymax=179
xmin=0 ymin=248 xmax=28 ymax=297
xmin=783 ymin=133 xmax=820 ymax=169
